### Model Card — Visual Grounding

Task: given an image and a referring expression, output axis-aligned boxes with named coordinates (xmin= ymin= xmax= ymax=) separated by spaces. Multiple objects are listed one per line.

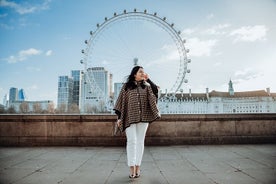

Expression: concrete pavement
xmin=0 ymin=145 xmax=275 ymax=184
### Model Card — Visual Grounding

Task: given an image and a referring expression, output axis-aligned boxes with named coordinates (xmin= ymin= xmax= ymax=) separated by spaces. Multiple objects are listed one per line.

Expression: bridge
xmin=0 ymin=114 xmax=275 ymax=183
xmin=0 ymin=114 xmax=275 ymax=146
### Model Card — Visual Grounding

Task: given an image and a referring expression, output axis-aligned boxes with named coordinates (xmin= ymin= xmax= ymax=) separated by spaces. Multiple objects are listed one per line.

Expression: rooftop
xmin=159 ymin=89 xmax=276 ymax=100
xmin=1 ymin=144 xmax=275 ymax=184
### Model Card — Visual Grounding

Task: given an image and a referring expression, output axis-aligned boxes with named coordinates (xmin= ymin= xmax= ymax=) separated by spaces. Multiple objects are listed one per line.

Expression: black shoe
xmin=135 ymin=171 xmax=140 ymax=178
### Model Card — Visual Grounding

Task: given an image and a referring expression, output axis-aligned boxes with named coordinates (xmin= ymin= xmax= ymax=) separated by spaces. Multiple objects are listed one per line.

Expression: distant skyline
xmin=1 ymin=0 xmax=276 ymax=105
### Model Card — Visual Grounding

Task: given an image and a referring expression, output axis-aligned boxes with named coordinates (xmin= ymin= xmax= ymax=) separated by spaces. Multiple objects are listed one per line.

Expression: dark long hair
xmin=125 ymin=66 xmax=146 ymax=90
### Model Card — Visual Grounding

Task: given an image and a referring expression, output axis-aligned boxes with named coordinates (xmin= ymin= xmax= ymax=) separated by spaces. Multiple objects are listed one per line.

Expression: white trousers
xmin=125 ymin=122 xmax=149 ymax=166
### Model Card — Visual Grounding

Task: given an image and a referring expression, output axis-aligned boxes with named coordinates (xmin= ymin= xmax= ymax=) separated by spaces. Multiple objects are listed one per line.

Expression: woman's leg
xmin=135 ymin=122 xmax=149 ymax=175
xmin=125 ymin=124 xmax=137 ymax=176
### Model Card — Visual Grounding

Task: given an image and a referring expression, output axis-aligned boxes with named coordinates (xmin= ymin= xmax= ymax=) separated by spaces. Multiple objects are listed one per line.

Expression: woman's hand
xmin=144 ymin=73 xmax=149 ymax=80
xmin=116 ymin=119 xmax=122 ymax=127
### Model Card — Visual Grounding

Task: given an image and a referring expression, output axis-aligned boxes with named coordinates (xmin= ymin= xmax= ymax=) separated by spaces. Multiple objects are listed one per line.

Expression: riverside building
xmin=158 ymin=81 xmax=276 ymax=114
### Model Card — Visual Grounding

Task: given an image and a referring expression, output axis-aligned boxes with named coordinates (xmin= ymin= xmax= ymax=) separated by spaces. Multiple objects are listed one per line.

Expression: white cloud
xmin=19 ymin=48 xmax=41 ymax=56
xmin=0 ymin=0 xmax=51 ymax=15
xmin=145 ymin=44 xmax=178 ymax=67
xmin=180 ymin=24 xmax=230 ymax=58
xmin=230 ymin=25 xmax=268 ymax=43
xmin=186 ymin=37 xmax=218 ymax=57
xmin=45 ymin=50 xmax=52 ymax=56
xmin=0 ymin=0 xmax=36 ymax=14
xmin=181 ymin=24 xmax=231 ymax=37
xmin=6 ymin=48 xmax=42 ymax=63
xmin=181 ymin=28 xmax=195 ymax=35
xmin=161 ymin=44 xmax=179 ymax=60
xmin=204 ymin=24 xmax=231 ymax=35
xmin=233 ymin=68 xmax=263 ymax=83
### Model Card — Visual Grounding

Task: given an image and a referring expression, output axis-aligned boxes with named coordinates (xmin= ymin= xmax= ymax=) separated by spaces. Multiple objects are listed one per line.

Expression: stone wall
xmin=0 ymin=114 xmax=275 ymax=146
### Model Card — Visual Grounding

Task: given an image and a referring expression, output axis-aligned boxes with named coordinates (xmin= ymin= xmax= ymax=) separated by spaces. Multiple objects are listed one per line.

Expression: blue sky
xmin=1 ymin=0 xmax=276 ymax=105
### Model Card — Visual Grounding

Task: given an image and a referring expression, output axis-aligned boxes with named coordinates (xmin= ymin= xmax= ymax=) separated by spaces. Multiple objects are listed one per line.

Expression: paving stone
xmin=0 ymin=145 xmax=275 ymax=184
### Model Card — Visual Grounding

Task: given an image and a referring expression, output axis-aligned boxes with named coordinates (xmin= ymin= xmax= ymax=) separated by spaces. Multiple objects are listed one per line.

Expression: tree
xmin=98 ymin=100 xmax=108 ymax=113
xmin=19 ymin=102 xmax=29 ymax=113
xmin=85 ymin=103 xmax=95 ymax=114
xmin=56 ymin=103 xmax=66 ymax=114
xmin=68 ymin=103 xmax=80 ymax=114
xmin=0 ymin=105 xmax=6 ymax=114
xmin=7 ymin=106 xmax=16 ymax=114
xmin=33 ymin=102 xmax=42 ymax=114
xmin=47 ymin=102 xmax=55 ymax=114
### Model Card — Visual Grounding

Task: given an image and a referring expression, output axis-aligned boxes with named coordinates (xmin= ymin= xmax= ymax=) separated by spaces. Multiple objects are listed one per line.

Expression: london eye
xmin=80 ymin=9 xmax=191 ymax=111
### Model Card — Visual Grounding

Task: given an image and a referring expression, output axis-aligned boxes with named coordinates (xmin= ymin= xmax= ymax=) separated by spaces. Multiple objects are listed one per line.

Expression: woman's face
xmin=134 ymin=68 xmax=145 ymax=81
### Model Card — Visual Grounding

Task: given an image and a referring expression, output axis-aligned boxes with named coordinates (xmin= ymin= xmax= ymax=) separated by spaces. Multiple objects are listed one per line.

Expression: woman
xmin=114 ymin=66 xmax=160 ymax=179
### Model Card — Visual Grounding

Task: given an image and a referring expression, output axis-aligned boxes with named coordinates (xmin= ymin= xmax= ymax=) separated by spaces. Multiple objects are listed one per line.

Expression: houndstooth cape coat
xmin=114 ymin=81 xmax=160 ymax=132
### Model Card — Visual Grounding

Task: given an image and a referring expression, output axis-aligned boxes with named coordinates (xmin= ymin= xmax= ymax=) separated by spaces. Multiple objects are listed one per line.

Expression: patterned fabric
xmin=114 ymin=81 xmax=160 ymax=131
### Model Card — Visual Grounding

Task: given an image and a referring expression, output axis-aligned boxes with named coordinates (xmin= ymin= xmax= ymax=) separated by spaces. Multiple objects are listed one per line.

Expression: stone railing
xmin=0 ymin=114 xmax=275 ymax=146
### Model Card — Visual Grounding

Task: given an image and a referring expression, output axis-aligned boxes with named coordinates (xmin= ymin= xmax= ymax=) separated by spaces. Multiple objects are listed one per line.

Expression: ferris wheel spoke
xmin=91 ymin=31 xmax=133 ymax=62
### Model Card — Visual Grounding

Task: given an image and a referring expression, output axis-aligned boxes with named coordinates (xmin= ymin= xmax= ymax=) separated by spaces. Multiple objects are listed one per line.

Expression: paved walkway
xmin=0 ymin=145 xmax=275 ymax=184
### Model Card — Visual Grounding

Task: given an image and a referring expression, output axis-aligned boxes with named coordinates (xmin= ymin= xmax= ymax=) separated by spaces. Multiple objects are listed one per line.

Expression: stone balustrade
xmin=0 ymin=114 xmax=275 ymax=146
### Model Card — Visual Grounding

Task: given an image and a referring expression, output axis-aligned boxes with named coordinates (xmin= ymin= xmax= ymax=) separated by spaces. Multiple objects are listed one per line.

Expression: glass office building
xmin=80 ymin=67 xmax=111 ymax=113
xmin=57 ymin=76 xmax=73 ymax=110
xmin=9 ymin=87 xmax=18 ymax=102
xmin=18 ymin=89 xmax=26 ymax=101
xmin=71 ymin=70 xmax=81 ymax=106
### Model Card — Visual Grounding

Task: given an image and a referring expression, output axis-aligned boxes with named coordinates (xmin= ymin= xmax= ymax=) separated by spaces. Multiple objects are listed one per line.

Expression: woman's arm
xmin=144 ymin=73 xmax=159 ymax=99
xmin=146 ymin=78 xmax=158 ymax=99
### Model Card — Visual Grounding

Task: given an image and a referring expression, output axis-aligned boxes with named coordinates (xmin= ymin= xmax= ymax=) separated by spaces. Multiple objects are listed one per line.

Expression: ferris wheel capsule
xmin=144 ymin=9 xmax=147 ymax=13
xmin=187 ymin=69 xmax=191 ymax=73
xmin=123 ymin=10 xmax=126 ymax=14
xmin=84 ymin=40 xmax=88 ymax=44
xmin=184 ymin=79 xmax=188 ymax=83
xmin=186 ymin=49 xmax=190 ymax=53
xmin=90 ymin=31 xmax=93 ymax=35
